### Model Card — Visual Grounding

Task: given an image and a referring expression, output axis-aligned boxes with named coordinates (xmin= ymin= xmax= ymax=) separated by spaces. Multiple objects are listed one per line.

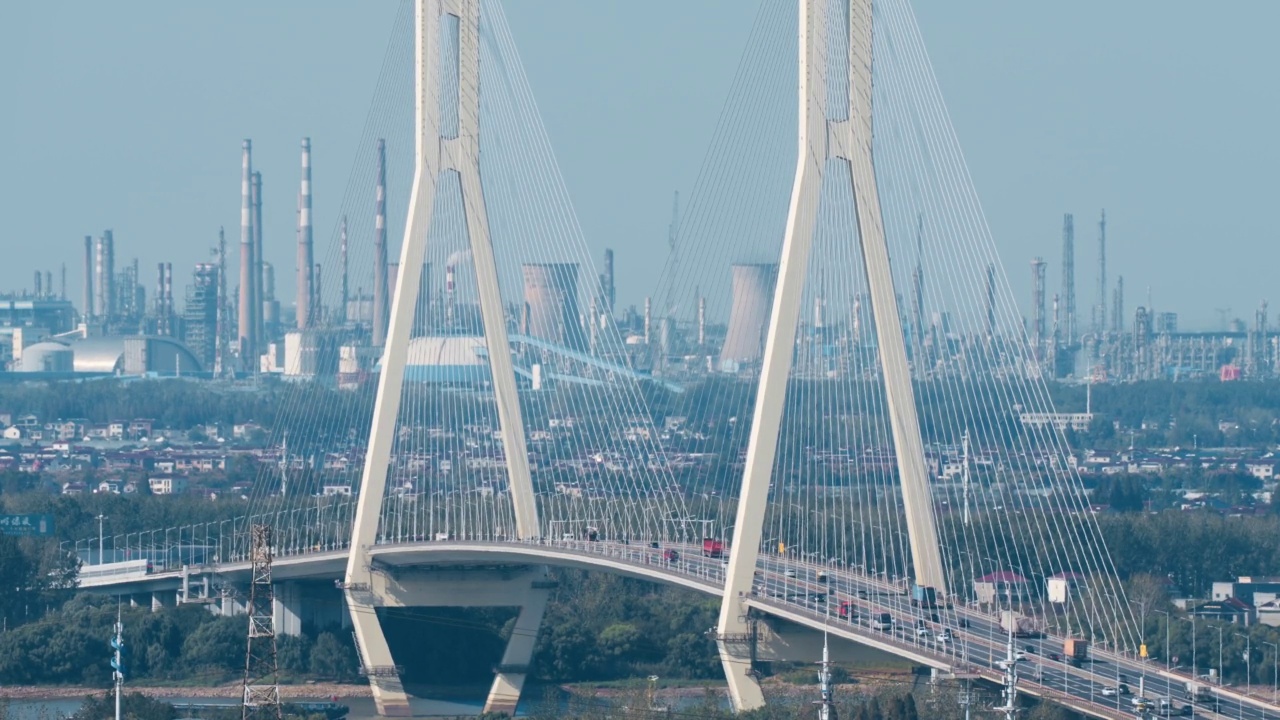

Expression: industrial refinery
xmin=0 ymin=135 xmax=1270 ymax=388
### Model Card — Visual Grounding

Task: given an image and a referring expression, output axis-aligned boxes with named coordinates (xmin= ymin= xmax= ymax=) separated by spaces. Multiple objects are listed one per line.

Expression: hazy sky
xmin=1 ymin=1 xmax=1277 ymax=331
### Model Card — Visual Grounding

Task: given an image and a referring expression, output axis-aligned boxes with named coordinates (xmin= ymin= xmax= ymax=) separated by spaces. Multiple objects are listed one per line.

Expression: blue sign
xmin=0 ymin=514 xmax=55 ymax=536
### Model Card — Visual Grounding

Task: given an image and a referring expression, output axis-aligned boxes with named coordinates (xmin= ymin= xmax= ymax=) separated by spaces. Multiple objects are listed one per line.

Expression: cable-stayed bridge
xmin=72 ymin=0 xmax=1278 ymax=718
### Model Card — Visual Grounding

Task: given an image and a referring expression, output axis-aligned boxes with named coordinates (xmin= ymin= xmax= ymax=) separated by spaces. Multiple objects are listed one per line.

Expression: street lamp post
xmin=1154 ymin=609 xmax=1171 ymax=674
xmin=1262 ymin=641 xmax=1278 ymax=704
xmin=96 ymin=514 xmax=107 ymax=565
xmin=1235 ymin=632 xmax=1250 ymax=700
xmin=1212 ymin=626 xmax=1224 ymax=686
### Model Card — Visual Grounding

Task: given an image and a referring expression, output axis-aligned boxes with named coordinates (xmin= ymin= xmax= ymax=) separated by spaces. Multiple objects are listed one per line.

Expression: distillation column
xmin=343 ymin=2 xmax=541 ymax=715
xmin=716 ymin=0 xmax=947 ymax=710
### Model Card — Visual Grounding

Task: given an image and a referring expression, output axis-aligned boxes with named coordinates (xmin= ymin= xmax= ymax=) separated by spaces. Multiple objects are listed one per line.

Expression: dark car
xmin=958 ymin=618 xmax=969 ymax=628
xmin=1047 ymin=652 xmax=1062 ymax=661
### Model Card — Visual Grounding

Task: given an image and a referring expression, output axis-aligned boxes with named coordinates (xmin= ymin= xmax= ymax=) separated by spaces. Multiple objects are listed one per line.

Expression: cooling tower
xmin=719 ymin=263 xmax=778 ymax=370
xmin=521 ymin=263 xmax=584 ymax=351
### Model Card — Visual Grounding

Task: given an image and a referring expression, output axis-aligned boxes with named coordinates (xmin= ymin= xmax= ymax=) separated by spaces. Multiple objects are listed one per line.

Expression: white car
xmin=1013 ymin=651 xmax=1028 ymax=662
xmin=936 ymin=630 xmax=953 ymax=644
xmin=1101 ymin=686 xmax=1118 ymax=698
xmin=916 ymin=626 xmax=931 ymax=638
xmin=784 ymin=569 xmax=797 ymax=578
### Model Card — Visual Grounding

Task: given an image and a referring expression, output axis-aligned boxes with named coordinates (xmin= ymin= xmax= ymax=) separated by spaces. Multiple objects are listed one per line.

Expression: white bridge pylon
xmin=343 ymin=0 xmax=541 ymax=716
xmin=716 ymin=0 xmax=947 ymax=710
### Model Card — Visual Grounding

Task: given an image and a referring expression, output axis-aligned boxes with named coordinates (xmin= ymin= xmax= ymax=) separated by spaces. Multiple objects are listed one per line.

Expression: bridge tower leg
xmin=344 ymin=1 xmax=540 ymax=716
xmin=716 ymin=0 xmax=946 ymax=711
xmin=483 ymin=573 xmax=552 ymax=716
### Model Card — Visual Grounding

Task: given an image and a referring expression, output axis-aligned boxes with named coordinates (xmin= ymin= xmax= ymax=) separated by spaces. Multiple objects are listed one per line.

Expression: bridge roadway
xmin=83 ymin=538 xmax=1270 ymax=720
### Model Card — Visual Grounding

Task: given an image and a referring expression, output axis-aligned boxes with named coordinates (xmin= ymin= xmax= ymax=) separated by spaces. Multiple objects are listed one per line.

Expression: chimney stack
xmin=603 ymin=248 xmax=615 ymax=314
xmin=314 ymin=263 xmax=324 ymax=325
xmin=60 ymin=263 xmax=67 ymax=301
xmin=83 ymin=236 xmax=94 ymax=321
xmin=372 ymin=139 xmax=389 ymax=345
xmin=252 ymin=171 xmax=264 ymax=344
xmin=238 ymin=140 xmax=256 ymax=369
xmin=33 ymin=271 xmax=42 ymax=298
xmin=297 ymin=138 xmax=315 ymax=329
xmin=697 ymin=294 xmax=706 ymax=346
xmin=339 ymin=215 xmax=349 ymax=325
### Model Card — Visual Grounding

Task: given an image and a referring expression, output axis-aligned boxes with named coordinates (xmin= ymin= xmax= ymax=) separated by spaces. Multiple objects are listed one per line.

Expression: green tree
xmin=309 ymin=632 xmax=356 ymax=680
xmin=180 ymin=616 xmax=244 ymax=676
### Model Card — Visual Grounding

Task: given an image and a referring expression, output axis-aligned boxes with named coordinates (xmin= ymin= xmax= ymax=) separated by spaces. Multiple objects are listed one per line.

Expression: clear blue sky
xmin=1 ymin=1 xmax=1276 ymax=330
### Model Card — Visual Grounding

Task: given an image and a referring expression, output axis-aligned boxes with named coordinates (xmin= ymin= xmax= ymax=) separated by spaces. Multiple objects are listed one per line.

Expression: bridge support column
xmin=347 ymin=597 xmax=412 ymax=717
xmin=150 ymin=590 xmax=175 ymax=612
xmin=483 ymin=576 xmax=551 ymax=716
xmin=273 ymin=582 xmax=303 ymax=637
xmin=344 ymin=2 xmax=541 ymax=714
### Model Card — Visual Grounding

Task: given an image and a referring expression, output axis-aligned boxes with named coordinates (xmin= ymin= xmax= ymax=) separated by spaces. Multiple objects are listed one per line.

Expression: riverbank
xmin=0 ymin=683 xmax=373 ymax=701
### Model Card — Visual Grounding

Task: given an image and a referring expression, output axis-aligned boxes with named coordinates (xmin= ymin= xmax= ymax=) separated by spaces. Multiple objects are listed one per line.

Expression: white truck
xmin=1184 ymin=681 xmax=1213 ymax=703
xmin=999 ymin=610 xmax=1045 ymax=638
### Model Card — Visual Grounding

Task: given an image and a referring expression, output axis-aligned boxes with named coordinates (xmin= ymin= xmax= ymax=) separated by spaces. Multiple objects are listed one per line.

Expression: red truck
xmin=838 ymin=601 xmax=857 ymax=620
xmin=702 ymin=538 xmax=725 ymax=558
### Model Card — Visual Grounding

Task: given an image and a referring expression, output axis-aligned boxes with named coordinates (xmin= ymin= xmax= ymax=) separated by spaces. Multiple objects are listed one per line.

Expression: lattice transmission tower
xmin=242 ymin=524 xmax=282 ymax=720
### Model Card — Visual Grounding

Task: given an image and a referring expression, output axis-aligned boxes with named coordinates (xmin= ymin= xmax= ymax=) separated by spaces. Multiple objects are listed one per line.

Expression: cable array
xmin=235 ymin=0 xmax=691 ymax=551
xmin=648 ymin=0 xmax=1142 ymax=658
xmin=79 ymin=0 xmax=1145 ymax=669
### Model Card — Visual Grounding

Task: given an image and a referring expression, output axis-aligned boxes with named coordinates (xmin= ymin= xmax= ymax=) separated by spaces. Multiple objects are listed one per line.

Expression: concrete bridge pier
xmin=346 ymin=593 xmax=412 ymax=717
xmin=150 ymin=589 xmax=176 ymax=612
xmin=483 ymin=572 xmax=551 ymax=716
xmin=348 ymin=564 xmax=554 ymax=717
xmin=273 ymin=582 xmax=303 ymax=637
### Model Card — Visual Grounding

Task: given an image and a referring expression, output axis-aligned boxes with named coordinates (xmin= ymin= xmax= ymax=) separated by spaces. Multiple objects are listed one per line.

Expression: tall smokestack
xmin=60 ymin=263 xmax=66 ymax=300
xmin=297 ymin=138 xmax=314 ymax=329
xmin=83 ymin=236 xmax=93 ymax=321
xmin=238 ymin=139 xmax=256 ymax=368
xmin=911 ymin=215 xmax=925 ymax=360
xmin=96 ymin=230 xmax=116 ymax=321
xmin=1031 ymin=257 xmax=1046 ymax=361
xmin=157 ymin=262 xmax=174 ymax=336
xmin=697 ymin=294 xmax=706 ymax=346
xmin=985 ymin=264 xmax=996 ymax=340
xmin=33 ymin=271 xmax=42 ymax=298
xmin=372 ymin=139 xmax=389 ymax=345
xmin=339 ymin=215 xmax=349 ymax=325
xmin=45 ymin=271 xmax=52 ymax=299
xmin=603 ymin=248 xmax=615 ymax=314
xmin=444 ymin=263 xmax=455 ymax=329
xmin=252 ymin=171 xmax=264 ymax=344
xmin=1112 ymin=275 xmax=1124 ymax=335
xmin=643 ymin=296 xmax=652 ymax=344
xmin=314 ymin=263 xmax=324 ymax=325
xmin=588 ymin=296 xmax=599 ymax=355
xmin=1095 ymin=209 xmax=1107 ymax=335
xmin=1061 ymin=213 xmax=1075 ymax=344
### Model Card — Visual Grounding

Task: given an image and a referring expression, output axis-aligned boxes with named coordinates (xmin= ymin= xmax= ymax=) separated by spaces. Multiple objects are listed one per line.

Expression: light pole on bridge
xmin=1235 ymin=631 xmax=1251 ymax=701
xmin=96 ymin=514 xmax=107 ymax=565
xmin=1154 ymin=608 xmax=1172 ymax=675
xmin=1212 ymin=625 xmax=1224 ymax=687
xmin=1261 ymin=640 xmax=1278 ymax=704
